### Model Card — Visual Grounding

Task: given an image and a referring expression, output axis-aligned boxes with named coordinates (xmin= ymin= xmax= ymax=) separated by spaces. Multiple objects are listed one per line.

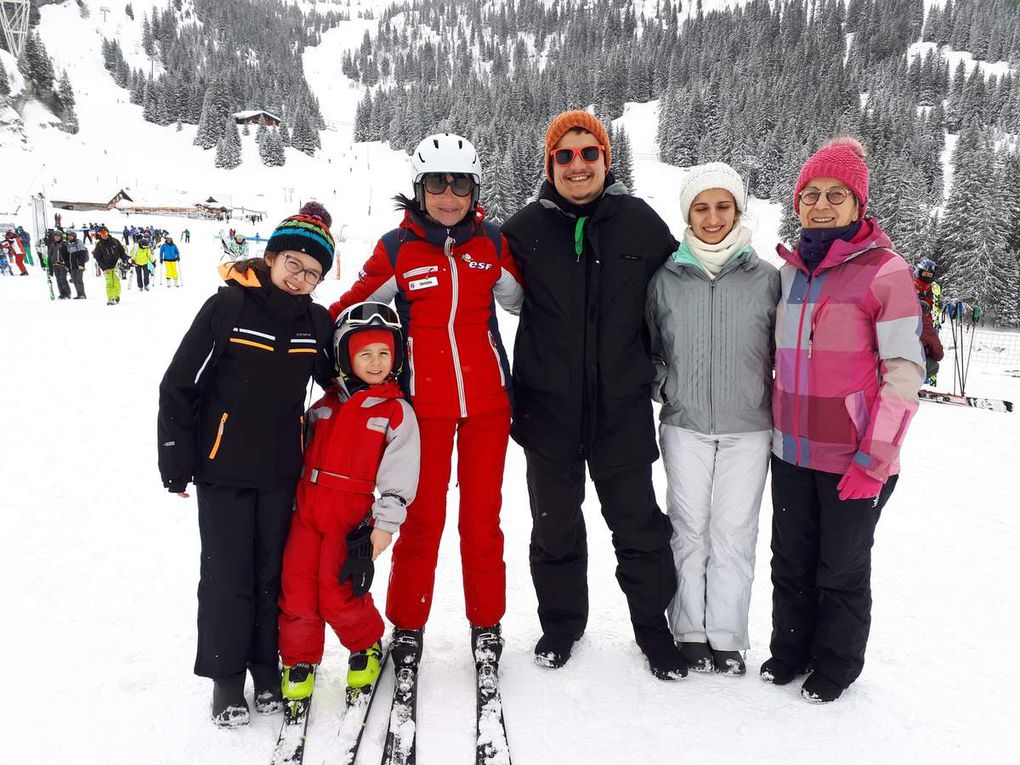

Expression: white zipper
xmin=407 ymin=336 xmax=416 ymax=396
xmin=445 ymin=236 xmax=468 ymax=417
xmin=488 ymin=330 xmax=505 ymax=386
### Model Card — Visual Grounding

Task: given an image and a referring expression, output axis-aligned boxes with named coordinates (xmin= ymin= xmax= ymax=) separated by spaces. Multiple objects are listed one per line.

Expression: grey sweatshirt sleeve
xmin=645 ymin=276 xmax=669 ymax=403
xmin=372 ymin=399 xmax=420 ymax=534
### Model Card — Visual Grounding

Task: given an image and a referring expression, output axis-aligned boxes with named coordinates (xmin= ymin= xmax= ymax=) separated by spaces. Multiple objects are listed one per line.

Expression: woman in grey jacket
xmin=646 ymin=163 xmax=780 ymax=676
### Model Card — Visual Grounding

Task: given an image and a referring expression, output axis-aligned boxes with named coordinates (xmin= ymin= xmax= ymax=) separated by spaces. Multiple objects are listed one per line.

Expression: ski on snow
xmin=918 ymin=389 xmax=1013 ymax=413
xmin=380 ymin=661 xmax=419 ymax=765
xmin=271 ymin=668 xmax=316 ymax=765
xmin=475 ymin=660 xmax=511 ymax=765
xmin=321 ymin=650 xmax=392 ymax=765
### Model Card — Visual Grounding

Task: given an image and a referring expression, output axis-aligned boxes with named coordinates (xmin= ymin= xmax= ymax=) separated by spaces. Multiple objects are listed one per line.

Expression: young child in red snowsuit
xmin=277 ymin=302 xmax=420 ymax=699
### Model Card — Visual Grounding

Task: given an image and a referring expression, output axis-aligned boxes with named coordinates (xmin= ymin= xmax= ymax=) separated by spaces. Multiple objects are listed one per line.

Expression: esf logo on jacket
xmin=461 ymin=254 xmax=493 ymax=270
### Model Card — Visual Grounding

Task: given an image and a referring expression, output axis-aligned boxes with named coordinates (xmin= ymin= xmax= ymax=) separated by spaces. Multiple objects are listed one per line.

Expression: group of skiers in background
xmin=5 ymin=224 xmax=187 ymax=303
xmin=155 ymin=111 xmax=934 ymax=738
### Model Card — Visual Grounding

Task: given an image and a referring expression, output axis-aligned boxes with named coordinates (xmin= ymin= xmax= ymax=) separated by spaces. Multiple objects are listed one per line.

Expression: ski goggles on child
xmin=341 ymin=302 xmax=401 ymax=331
xmin=421 ymin=173 xmax=474 ymax=197
xmin=550 ymin=144 xmax=605 ymax=166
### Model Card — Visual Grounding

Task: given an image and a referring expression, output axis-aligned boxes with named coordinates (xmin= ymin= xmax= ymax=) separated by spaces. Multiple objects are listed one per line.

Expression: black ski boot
xmin=636 ymin=627 xmax=688 ymax=681
xmin=680 ymin=642 xmax=714 ymax=673
xmin=759 ymin=656 xmax=811 ymax=686
xmin=472 ymin=624 xmax=504 ymax=670
xmin=534 ymin=632 xmax=576 ymax=669
xmin=711 ymin=649 xmax=746 ymax=677
xmin=390 ymin=627 xmax=424 ymax=670
xmin=249 ymin=663 xmax=283 ymax=714
xmin=801 ymin=671 xmax=846 ymax=703
xmin=211 ymin=672 xmax=249 ymax=727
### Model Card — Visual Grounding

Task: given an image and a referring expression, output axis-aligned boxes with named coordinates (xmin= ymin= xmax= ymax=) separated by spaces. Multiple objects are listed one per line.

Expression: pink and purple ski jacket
xmin=772 ymin=217 xmax=924 ymax=482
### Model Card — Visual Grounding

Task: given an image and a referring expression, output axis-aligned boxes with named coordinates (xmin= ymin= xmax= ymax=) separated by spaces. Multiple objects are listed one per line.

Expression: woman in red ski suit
xmin=329 ymin=134 xmax=523 ymax=653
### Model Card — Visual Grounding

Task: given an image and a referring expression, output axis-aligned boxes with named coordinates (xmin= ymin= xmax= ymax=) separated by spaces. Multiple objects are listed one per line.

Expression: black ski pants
xmin=768 ymin=457 xmax=897 ymax=688
xmin=194 ymin=481 xmax=296 ymax=679
xmin=524 ymin=448 xmax=676 ymax=644
xmin=70 ymin=268 xmax=85 ymax=298
xmin=52 ymin=265 xmax=71 ymax=298
xmin=134 ymin=263 xmax=149 ymax=290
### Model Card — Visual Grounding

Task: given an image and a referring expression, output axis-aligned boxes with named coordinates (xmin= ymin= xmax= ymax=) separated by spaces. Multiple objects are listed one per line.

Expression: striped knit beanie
xmin=266 ymin=202 xmax=335 ymax=273
xmin=794 ymin=137 xmax=870 ymax=217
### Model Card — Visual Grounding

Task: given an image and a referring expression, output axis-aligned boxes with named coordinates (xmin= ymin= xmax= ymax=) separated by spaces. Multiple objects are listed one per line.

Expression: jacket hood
xmin=777 ymin=216 xmax=893 ymax=274
xmin=218 ymin=262 xmax=263 ymax=287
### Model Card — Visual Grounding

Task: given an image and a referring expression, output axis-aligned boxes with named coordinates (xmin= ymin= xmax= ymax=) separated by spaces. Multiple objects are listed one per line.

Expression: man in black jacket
xmin=502 ymin=111 xmax=685 ymax=680
xmin=93 ymin=226 xmax=129 ymax=305
xmin=47 ymin=230 xmax=72 ymax=299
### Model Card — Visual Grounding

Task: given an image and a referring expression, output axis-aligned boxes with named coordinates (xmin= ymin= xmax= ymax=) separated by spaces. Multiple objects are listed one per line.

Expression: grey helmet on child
xmin=411 ymin=133 xmax=482 ymax=210
xmin=333 ymin=301 xmax=405 ymax=397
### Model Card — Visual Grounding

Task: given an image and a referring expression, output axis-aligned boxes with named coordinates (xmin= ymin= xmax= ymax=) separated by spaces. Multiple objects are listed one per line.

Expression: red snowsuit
xmin=330 ymin=206 xmax=523 ymax=629
xmin=278 ymin=382 xmax=420 ymax=664
xmin=1 ymin=236 xmax=28 ymax=275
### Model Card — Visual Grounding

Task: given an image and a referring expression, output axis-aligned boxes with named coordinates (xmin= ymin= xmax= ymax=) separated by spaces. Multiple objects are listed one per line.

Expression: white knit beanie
xmin=678 ymin=162 xmax=747 ymax=225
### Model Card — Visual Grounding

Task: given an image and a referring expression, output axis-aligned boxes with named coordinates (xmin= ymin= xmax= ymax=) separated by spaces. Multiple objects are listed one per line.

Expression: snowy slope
xmin=2 ymin=1 xmax=1020 ymax=763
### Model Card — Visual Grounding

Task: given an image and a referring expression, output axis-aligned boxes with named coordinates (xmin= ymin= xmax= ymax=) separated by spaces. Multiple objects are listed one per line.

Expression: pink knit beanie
xmin=793 ymin=137 xmax=869 ymax=216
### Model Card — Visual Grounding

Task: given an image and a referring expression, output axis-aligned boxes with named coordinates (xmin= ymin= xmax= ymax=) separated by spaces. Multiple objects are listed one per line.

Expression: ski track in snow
xmin=1 ymin=1 xmax=1019 ymax=763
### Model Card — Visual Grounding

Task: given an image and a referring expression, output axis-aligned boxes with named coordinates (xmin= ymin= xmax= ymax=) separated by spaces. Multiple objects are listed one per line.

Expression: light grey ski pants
xmin=660 ymin=424 xmax=771 ymax=651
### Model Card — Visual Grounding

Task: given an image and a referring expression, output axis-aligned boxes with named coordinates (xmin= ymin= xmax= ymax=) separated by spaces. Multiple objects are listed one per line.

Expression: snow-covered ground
xmin=3 ymin=1 xmax=1020 ymax=763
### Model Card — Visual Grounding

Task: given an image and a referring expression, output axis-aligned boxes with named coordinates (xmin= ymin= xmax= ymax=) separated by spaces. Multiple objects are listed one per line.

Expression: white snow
xmin=1 ymin=1 xmax=1018 ymax=764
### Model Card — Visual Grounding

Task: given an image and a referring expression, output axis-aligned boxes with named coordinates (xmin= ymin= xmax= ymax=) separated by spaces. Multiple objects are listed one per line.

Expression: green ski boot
xmin=347 ymin=641 xmax=383 ymax=690
xmin=281 ymin=662 xmax=316 ymax=700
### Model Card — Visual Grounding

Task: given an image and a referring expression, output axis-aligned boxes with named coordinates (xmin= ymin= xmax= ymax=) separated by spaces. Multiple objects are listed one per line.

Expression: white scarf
xmin=683 ymin=225 xmax=753 ymax=279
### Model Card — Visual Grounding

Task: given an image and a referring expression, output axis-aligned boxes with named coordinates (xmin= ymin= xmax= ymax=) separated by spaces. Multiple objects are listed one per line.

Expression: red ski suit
xmin=1 ymin=236 xmax=28 ymax=275
xmin=330 ymin=206 xmax=523 ymax=629
xmin=278 ymin=382 xmax=419 ymax=663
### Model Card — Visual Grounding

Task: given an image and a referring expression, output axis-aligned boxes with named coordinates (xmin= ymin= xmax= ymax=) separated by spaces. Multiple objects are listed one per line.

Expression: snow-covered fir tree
xmin=0 ymin=57 xmax=10 ymax=98
xmin=612 ymin=125 xmax=634 ymax=191
xmin=56 ymin=71 xmax=78 ymax=134
xmin=259 ymin=128 xmax=286 ymax=167
xmin=215 ymin=116 xmax=242 ymax=169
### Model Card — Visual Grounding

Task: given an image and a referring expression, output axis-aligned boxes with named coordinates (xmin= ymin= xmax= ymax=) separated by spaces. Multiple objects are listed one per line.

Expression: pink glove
xmin=837 ymin=463 xmax=884 ymax=501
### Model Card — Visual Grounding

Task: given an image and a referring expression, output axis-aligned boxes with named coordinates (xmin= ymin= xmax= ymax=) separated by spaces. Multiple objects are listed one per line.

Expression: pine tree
xmin=56 ymin=70 xmax=79 ymax=134
xmin=611 ymin=125 xmax=634 ymax=191
xmin=291 ymin=112 xmax=316 ymax=156
xmin=215 ymin=115 xmax=242 ymax=169
xmin=260 ymin=128 xmax=286 ymax=167
xmin=0 ymin=57 xmax=9 ymax=98
xmin=193 ymin=78 xmax=231 ymax=149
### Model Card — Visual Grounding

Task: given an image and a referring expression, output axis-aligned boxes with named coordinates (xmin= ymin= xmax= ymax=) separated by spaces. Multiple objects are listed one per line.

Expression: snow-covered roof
xmin=233 ymin=110 xmax=283 ymax=122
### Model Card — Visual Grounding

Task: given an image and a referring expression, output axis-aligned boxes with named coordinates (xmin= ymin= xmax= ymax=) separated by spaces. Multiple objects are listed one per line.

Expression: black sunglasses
xmin=550 ymin=145 xmax=604 ymax=166
xmin=422 ymin=174 xmax=474 ymax=197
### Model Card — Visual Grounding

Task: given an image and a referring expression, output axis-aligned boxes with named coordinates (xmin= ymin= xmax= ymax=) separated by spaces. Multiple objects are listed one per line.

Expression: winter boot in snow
xmin=534 ymin=633 xmax=576 ymax=669
xmin=711 ymin=649 xmax=746 ymax=677
xmin=249 ymin=663 xmax=283 ymax=714
xmin=390 ymin=628 xmax=424 ymax=669
xmin=759 ymin=656 xmax=810 ymax=686
xmin=211 ymin=672 xmax=249 ymax=727
xmin=472 ymin=623 xmax=504 ymax=670
xmin=800 ymin=672 xmax=846 ymax=704
xmin=281 ymin=662 xmax=316 ymax=701
xmin=680 ymin=642 xmax=714 ymax=673
xmin=637 ymin=628 xmax=688 ymax=681
xmin=347 ymin=641 xmax=384 ymax=689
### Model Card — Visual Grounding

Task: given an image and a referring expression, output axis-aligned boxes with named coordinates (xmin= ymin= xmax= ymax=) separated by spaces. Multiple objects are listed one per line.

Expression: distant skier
xmin=156 ymin=203 xmax=336 ymax=727
xmin=48 ymin=231 xmax=72 ymax=299
xmin=159 ymin=235 xmax=181 ymax=287
xmin=130 ymin=235 xmax=156 ymax=291
xmin=64 ymin=231 xmax=89 ymax=299
xmin=2 ymin=230 xmax=29 ymax=275
xmin=181 ymin=228 xmax=191 ymax=243
xmin=230 ymin=233 xmax=249 ymax=259
xmin=93 ymin=226 xmax=129 ymax=305
xmin=15 ymin=226 xmax=35 ymax=268
xmin=914 ymin=259 xmax=944 ymax=385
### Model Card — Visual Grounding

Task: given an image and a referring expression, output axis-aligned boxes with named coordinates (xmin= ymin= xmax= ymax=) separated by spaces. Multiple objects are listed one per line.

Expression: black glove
xmin=164 ymin=477 xmax=188 ymax=493
xmin=339 ymin=524 xmax=374 ymax=597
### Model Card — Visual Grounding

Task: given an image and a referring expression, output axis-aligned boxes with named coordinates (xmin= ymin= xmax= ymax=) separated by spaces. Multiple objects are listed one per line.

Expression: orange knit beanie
xmin=544 ymin=110 xmax=612 ymax=181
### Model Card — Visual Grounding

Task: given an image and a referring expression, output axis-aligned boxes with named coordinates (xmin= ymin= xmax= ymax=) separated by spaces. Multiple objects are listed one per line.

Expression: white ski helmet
xmin=411 ymin=133 xmax=481 ymax=209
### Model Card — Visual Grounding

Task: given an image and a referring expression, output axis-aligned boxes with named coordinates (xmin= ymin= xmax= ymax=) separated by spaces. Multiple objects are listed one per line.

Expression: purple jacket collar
xmin=777 ymin=217 xmax=893 ymax=275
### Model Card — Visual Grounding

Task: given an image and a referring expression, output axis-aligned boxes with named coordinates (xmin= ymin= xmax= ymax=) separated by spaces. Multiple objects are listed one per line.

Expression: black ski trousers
xmin=768 ymin=457 xmax=897 ymax=688
xmin=52 ymin=265 xmax=71 ymax=298
xmin=524 ymin=448 xmax=676 ymax=644
xmin=70 ymin=268 xmax=85 ymax=298
xmin=194 ymin=481 xmax=296 ymax=679
xmin=134 ymin=263 xmax=149 ymax=290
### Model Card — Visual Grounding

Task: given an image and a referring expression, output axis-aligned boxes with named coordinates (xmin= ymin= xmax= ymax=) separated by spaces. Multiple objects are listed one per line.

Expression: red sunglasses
xmin=549 ymin=144 xmax=605 ymax=166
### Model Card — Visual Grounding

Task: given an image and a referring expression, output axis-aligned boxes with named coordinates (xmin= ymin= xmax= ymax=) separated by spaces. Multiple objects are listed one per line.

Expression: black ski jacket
xmin=93 ymin=237 xmax=128 ymax=270
xmin=157 ymin=266 xmax=333 ymax=492
xmin=502 ymin=180 xmax=676 ymax=470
